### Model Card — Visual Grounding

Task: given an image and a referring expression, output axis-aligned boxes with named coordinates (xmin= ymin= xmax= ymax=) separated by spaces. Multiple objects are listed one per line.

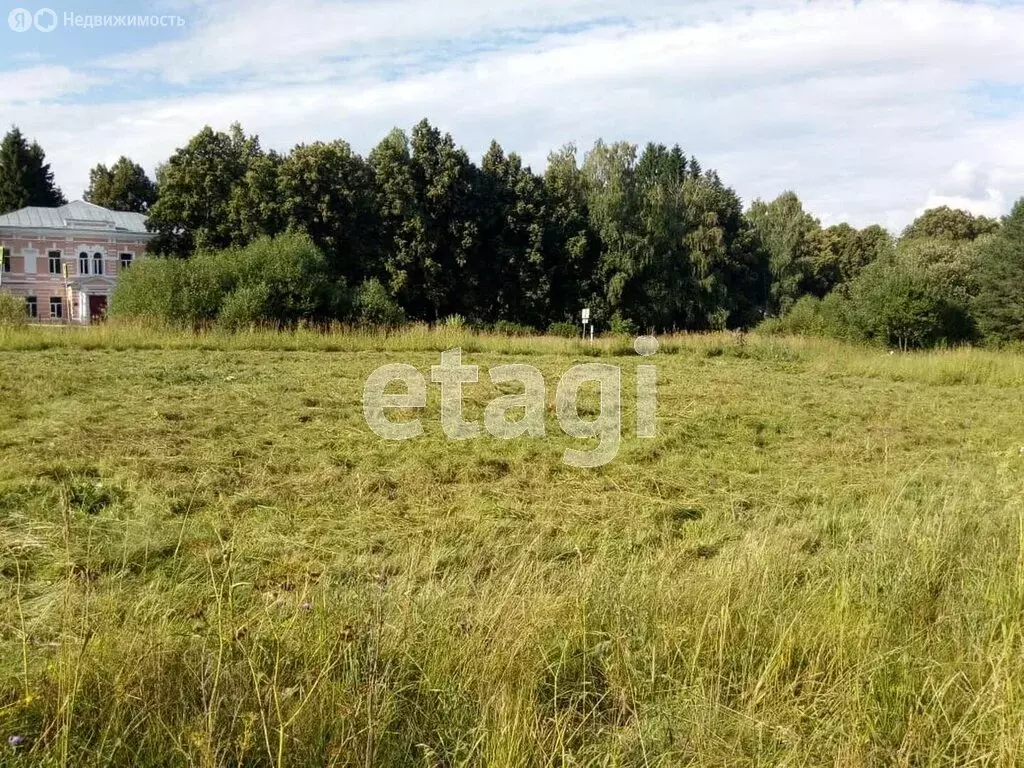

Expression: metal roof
xmin=0 ymin=201 xmax=150 ymax=235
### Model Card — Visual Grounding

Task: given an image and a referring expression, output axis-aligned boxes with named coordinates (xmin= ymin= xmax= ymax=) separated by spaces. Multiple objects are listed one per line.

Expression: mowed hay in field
xmin=1 ymin=329 xmax=1024 ymax=766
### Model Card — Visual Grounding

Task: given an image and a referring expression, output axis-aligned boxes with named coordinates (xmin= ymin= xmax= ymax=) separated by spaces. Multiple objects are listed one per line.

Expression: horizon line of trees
xmin=1 ymin=123 xmax=1022 ymax=345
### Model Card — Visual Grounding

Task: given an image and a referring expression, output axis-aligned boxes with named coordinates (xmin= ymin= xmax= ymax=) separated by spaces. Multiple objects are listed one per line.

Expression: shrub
xmin=707 ymin=308 xmax=729 ymax=332
xmin=847 ymin=259 xmax=974 ymax=349
xmin=234 ymin=234 xmax=339 ymax=324
xmin=180 ymin=247 xmax=236 ymax=323
xmin=0 ymin=294 xmax=27 ymax=326
xmin=218 ymin=284 xmax=272 ymax=330
xmin=608 ymin=312 xmax=638 ymax=336
xmin=759 ymin=294 xmax=853 ymax=339
xmin=547 ymin=321 xmax=580 ymax=338
xmin=762 ymin=246 xmax=978 ymax=349
xmin=355 ymin=279 xmax=405 ymax=327
xmin=112 ymin=233 xmax=338 ymax=328
xmin=110 ymin=257 xmax=185 ymax=320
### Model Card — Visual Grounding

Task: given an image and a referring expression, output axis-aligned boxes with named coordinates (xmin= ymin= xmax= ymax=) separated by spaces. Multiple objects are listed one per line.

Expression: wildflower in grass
xmin=300 ymin=601 xmax=313 ymax=611
xmin=8 ymin=735 xmax=25 ymax=748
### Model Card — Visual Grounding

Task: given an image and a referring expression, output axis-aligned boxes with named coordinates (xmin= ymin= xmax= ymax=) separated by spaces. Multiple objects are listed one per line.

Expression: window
xmin=22 ymin=248 xmax=37 ymax=274
xmin=2 ymin=247 xmax=9 ymax=273
xmin=25 ymin=296 xmax=37 ymax=318
xmin=79 ymin=251 xmax=89 ymax=275
xmin=48 ymin=251 xmax=61 ymax=274
xmin=119 ymin=253 xmax=133 ymax=270
xmin=93 ymin=252 xmax=103 ymax=276
xmin=50 ymin=296 xmax=62 ymax=319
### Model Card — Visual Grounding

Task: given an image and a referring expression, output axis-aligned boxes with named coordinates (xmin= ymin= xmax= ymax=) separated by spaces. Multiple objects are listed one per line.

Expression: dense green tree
xmin=805 ymin=223 xmax=894 ymax=297
xmin=896 ymin=237 xmax=979 ymax=307
xmin=973 ymin=200 xmax=1024 ymax=344
xmin=902 ymin=206 xmax=1000 ymax=242
xmin=632 ymin=144 xmax=770 ymax=330
xmin=25 ymin=141 xmax=66 ymax=208
xmin=806 ymin=224 xmax=856 ymax=296
xmin=846 ymin=257 xmax=975 ymax=349
xmin=226 ymin=150 xmax=286 ymax=246
xmin=477 ymin=142 xmax=550 ymax=326
xmin=580 ymin=140 xmax=768 ymax=331
xmin=0 ymin=127 xmax=65 ymax=213
xmin=858 ymin=224 xmax=896 ymax=272
xmin=367 ymin=129 xmax=417 ymax=305
xmin=746 ymin=192 xmax=820 ymax=315
xmin=581 ymin=140 xmax=647 ymax=325
xmin=639 ymin=143 xmax=736 ymax=329
xmin=84 ymin=157 xmax=157 ymax=212
xmin=542 ymin=145 xmax=600 ymax=324
xmin=369 ymin=121 xmax=480 ymax=321
xmin=278 ymin=140 xmax=378 ymax=281
xmin=146 ymin=124 xmax=264 ymax=255
xmin=687 ymin=171 xmax=771 ymax=329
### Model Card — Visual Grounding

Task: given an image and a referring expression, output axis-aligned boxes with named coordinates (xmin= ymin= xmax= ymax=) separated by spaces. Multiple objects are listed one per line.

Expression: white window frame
xmin=48 ymin=249 xmax=62 ymax=275
xmin=92 ymin=249 xmax=104 ymax=276
xmin=78 ymin=249 xmax=90 ymax=276
xmin=25 ymin=296 xmax=38 ymax=318
xmin=119 ymin=251 xmax=135 ymax=271
xmin=50 ymin=296 xmax=63 ymax=319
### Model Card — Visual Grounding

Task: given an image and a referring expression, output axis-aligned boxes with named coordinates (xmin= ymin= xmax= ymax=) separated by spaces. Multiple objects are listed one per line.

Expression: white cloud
xmin=935 ymin=161 xmax=993 ymax=200
xmin=921 ymin=190 xmax=1007 ymax=218
xmin=4 ymin=0 xmax=1024 ymax=229
xmin=0 ymin=66 xmax=100 ymax=105
xmin=920 ymin=162 xmax=1010 ymax=218
xmin=96 ymin=0 xmax=745 ymax=83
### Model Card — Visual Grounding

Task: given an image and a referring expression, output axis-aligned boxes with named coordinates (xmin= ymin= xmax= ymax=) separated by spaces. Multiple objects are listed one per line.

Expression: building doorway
xmin=88 ymin=295 xmax=108 ymax=323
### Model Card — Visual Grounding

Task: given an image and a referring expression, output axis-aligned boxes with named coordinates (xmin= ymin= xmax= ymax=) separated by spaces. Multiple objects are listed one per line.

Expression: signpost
xmin=581 ymin=308 xmax=591 ymax=342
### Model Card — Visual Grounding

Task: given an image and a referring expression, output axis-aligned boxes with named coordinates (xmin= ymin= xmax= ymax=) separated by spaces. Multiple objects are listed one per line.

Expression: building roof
xmin=0 ymin=201 xmax=150 ymax=235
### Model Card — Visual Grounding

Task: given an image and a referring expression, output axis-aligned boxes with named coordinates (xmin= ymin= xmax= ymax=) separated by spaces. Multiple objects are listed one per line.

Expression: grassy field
xmin=2 ymin=326 xmax=1024 ymax=766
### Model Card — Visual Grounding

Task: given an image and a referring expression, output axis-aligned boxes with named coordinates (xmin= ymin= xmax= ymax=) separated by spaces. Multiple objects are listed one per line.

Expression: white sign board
xmin=581 ymin=308 xmax=591 ymax=323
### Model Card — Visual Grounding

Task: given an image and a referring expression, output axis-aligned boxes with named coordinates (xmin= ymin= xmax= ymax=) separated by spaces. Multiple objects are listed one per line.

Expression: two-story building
xmin=0 ymin=200 xmax=156 ymax=322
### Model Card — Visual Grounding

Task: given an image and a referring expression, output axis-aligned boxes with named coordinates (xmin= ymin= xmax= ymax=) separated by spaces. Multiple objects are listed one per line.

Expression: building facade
xmin=0 ymin=201 xmax=156 ymax=323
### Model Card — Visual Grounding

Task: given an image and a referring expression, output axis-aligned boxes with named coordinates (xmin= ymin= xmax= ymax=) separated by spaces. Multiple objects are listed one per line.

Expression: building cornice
xmin=0 ymin=226 xmax=156 ymax=241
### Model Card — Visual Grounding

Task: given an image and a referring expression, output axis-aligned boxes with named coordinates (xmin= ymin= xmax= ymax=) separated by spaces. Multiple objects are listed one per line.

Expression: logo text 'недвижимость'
xmin=8 ymin=8 xmax=186 ymax=32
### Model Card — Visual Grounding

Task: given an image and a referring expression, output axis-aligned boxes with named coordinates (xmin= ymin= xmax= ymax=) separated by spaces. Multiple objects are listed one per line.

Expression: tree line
xmin=2 ymin=123 xmax=1023 ymax=345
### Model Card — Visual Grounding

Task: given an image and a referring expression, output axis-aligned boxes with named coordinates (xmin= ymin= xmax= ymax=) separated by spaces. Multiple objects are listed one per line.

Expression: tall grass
xmin=3 ymin=322 xmax=1024 ymax=385
xmin=0 ymin=294 xmax=26 ymax=327
xmin=2 ymin=331 xmax=1024 ymax=764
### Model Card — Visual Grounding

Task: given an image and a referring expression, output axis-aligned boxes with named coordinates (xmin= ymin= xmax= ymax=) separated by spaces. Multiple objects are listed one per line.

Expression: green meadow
xmin=2 ymin=326 xmax=1024 ymax=766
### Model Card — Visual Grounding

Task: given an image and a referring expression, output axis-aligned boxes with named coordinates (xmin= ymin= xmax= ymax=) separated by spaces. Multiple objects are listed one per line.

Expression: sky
xmin=2 ymin=0 xmax=1023 ymax=231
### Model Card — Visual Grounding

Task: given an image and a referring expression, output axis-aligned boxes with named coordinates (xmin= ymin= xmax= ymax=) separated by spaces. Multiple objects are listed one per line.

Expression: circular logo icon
xmin=8 ymin=8 xmax=34 ymax=32
xmin=34 ymin=8 xmax=57 ymax=31
xmin=634 ymin=335 xmax=660 ymax=357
